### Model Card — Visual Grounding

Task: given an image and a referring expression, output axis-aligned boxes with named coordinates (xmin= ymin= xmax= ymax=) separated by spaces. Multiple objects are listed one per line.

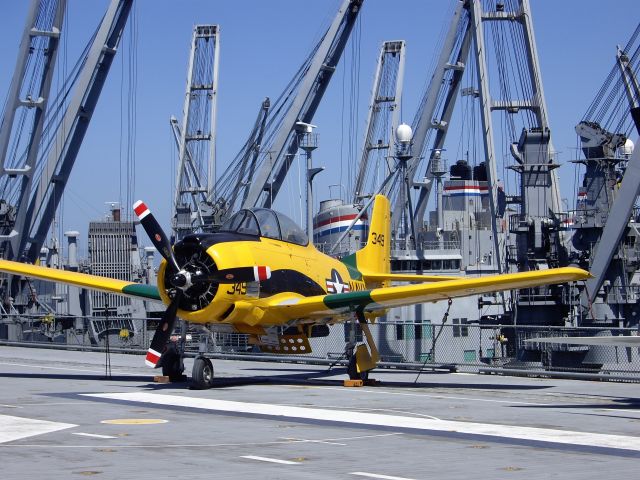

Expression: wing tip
xmin=564 ymin=266 xmax=593 ymax=280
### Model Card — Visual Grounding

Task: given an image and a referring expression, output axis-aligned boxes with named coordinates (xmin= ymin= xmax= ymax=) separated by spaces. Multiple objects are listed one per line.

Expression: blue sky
xmin=1 ymin=0 xmax=638 ymax=259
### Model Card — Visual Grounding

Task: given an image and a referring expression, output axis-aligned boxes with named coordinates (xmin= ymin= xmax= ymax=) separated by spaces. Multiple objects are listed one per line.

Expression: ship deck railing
xmin=1 ymin=314 xmax=639 ymax=382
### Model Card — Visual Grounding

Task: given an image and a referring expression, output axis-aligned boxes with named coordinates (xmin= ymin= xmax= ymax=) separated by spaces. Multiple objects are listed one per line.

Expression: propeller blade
xmin=133 ymin=200 xmax=179 ymax=271
xmin=180 ymin=266 xmax=272 ymax=285
xmin=145 ymin=292 xmax=182 ymax=368
xmin=207 ymin=266 xmax=271 ymax=283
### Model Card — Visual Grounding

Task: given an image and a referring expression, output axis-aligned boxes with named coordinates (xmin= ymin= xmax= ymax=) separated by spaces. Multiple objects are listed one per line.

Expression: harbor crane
xmin=0 ymin=0 xmax=133 ymax=304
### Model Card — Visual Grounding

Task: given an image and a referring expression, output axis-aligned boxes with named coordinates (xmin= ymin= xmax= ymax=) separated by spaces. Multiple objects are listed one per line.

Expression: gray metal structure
xmin=317 ymin=40 xmax=406 ymax=257
xmin=0 ymin=0 xmax=132 ymax=280
xmin=296 ymin=124 xmax=322 ymax=240
xmin=579 ymin=45 xmax=640 ymax=308
xmin=353 ymin=40 xmax=405 ymax=202
xmin=0 ymin=0 xmax=132 ymax=310
xmin=388 ymin=0 xmax=566 ymax=278
xmin=579 ymin=124 xmax=640 ymax=309
xmin=319 ymin=0 xmax=614 ymax=368
xmin=617 ymin=45 xmax=640 ymax=111
xmin=410 ymin=0 xmax=561 ymax=278
xmin=402 ymin=0 xmax=470 ymax=235
xmin=20 ymin=0 xmax=133 ymax=267
xmin=568 ymin=32 xmax=640 ymax=330
xmin=0 ymin=0 xmax=66 ymax=260
xmin=172 ymin=25 xmax=220 ymax=239
xmin=241 ymin=0 xmax=364 ymax=209
xmin=236 ymin=99 xmax=270 ymax=209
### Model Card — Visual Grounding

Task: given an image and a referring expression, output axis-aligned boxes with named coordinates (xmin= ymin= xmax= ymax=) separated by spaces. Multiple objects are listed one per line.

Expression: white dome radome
xmin=621 ymin=138 xmax=634 ymax=156
xmin=396 ymin=123 xmax=413 ymax=143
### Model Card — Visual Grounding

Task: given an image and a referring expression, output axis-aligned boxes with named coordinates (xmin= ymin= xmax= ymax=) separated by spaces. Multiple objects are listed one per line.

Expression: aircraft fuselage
xmin=157 ymin=232 xmax=367 ymax=327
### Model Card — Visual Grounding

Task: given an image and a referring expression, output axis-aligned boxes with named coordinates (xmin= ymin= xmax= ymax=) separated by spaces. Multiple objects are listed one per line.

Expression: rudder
xmin=354 ymin=194 xmax=391 ymax=280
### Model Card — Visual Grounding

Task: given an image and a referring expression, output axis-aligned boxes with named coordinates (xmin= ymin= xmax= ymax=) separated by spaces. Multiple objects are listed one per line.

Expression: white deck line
xmin=0 ymin=414 xmax=76 ymax=444
xmin=240 ymin=455 xmax=300 ymax=465
xmin=350 ymin=472 xmax=416 ymax=480
xmin=0 ymin=361 xmax=141 ymax=376
xmin=84 ymin=392 xmax=640 ymax=452
xmin=72 ymin=432 xmax=117 ymax=439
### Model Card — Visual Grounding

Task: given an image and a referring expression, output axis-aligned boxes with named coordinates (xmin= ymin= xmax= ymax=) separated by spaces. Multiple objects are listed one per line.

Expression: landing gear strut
xmin=159 ymin=343 xmax=185 ymax=382
xmin=346 ymin=345 xmax=369 ymax=381
xmin=345 ymin=308 xmax=379 ymax=381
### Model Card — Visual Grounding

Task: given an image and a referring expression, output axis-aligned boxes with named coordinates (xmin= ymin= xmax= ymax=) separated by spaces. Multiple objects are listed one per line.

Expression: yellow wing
xmin=257 ymin=267 xmax=591 ymax=323
xmin=0 ymin=259 xmax=162 ymax=302
xmin=360 ymin=272 xmax=461 ymax=283
xmin=0 ymin=258 xmax=590 ymax=328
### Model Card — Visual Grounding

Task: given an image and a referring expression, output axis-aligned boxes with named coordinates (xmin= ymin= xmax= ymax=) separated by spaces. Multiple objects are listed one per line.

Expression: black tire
xmin=161 ymin=345 xmax=184 ymax=381
xmin=347 ymin=354 xmax=369 ymax=381
xmin=191 ymin=356 xmax=215 ymax=389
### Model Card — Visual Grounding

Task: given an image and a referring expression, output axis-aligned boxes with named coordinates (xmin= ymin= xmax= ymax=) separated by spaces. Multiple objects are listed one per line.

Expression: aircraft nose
xmin=170 ymin=272 xmax=188 ymax=288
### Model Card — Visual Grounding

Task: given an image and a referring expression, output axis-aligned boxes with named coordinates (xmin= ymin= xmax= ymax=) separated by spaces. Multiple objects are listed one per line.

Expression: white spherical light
xmin=621 ymin=138 xmax=635 ymax=156
xmin=396 ymin=123 xmax=413 ymax=143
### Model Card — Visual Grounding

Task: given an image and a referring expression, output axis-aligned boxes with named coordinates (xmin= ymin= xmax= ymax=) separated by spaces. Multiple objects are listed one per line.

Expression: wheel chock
xmin=343 ymin=379 xmax=364 ymax=387
xmin=154 ymin=375 xmax=170 ymax=383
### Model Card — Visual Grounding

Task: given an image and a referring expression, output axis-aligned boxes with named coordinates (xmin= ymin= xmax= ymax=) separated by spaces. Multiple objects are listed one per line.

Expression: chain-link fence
xmin=1 ymin=314 xmax=639 ymax=381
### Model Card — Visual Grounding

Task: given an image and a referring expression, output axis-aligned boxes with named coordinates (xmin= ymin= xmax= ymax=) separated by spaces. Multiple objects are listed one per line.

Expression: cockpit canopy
xmin=219 ymin=208 xmax=309 ymax=246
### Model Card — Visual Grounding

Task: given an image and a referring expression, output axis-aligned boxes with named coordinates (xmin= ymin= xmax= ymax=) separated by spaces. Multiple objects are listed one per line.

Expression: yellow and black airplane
xmin=0 ymin=195 xmax=590 ymax=388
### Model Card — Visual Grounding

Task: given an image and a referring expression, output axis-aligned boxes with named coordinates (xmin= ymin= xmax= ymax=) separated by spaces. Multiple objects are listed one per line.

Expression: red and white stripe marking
xmin=145 ymin=348 xmax=161 ymax=368
xmin=314 ymin=213 xmax=366 ymax=229
xmin=253 ymin=266 xmax=271 ymax=281
xmin=133 ymin=200 xmax=151 ymax=220
xmin=313 ymin=215 xmax=367 ymax=237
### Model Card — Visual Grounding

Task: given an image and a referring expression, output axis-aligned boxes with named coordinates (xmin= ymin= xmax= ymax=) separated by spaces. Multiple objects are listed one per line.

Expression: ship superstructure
xmin=312 ymin=1 xmax=640 ymax=368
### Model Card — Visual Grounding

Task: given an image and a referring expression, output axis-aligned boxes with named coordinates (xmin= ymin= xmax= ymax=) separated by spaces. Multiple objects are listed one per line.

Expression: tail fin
xmin=342 ymin=195 xmax=461 ymax=287
xmin=342 ymin=195 xmax=391 ymax=287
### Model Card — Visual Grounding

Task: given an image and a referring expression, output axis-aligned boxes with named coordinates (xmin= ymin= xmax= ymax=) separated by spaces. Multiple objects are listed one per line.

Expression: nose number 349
xmin=226 ymin=283 xmax=247 ymax=295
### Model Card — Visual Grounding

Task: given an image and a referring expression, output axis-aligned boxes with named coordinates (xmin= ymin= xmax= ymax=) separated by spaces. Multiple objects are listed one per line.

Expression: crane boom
xmin=241 ymin=0 xmax=364 ymax=209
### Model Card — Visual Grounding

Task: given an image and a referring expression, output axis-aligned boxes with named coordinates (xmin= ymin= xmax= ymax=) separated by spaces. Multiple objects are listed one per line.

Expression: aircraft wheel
xmin=191 ymin=356 xmax=215 ymax=389
xmin=347 ymin=354 xmax=369 ymax=381
xmin=161 ymin=344 xmax=185 ymax=381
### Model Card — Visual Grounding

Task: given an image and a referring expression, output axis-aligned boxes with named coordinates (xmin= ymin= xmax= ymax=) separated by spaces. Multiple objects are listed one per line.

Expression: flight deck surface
xmin=0 ymin=346 xmax=638 ymax=479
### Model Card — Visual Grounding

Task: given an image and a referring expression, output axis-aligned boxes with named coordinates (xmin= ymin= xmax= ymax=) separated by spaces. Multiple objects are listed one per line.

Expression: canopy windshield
xmin=219 ymin=208 xmax=308 ymax=246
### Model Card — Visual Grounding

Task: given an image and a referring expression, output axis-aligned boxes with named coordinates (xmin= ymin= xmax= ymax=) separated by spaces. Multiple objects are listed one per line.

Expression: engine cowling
xmin=157 ymin=235 xmax=220 ymax=316
xmin=156 ymin=233 xmax=261 ymax=324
